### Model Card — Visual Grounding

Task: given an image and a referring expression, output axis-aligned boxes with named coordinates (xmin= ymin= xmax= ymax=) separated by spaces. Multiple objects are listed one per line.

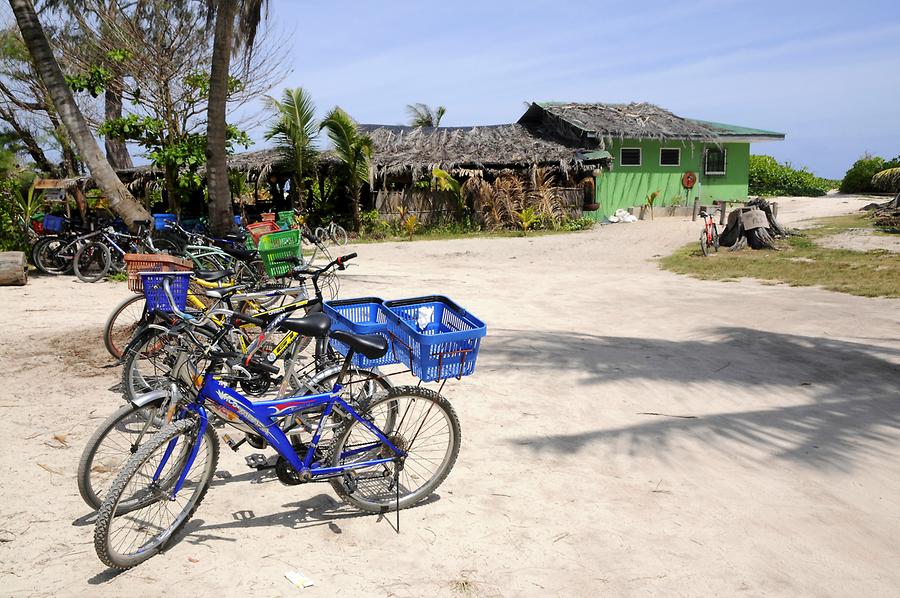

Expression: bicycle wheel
xmin=31 ymin=236 xmax=52 ymax=268
xmin=77 ymin=400 xmax=167 ymax=510
xmin=121 ymin=326 xmax=219 ymax=402
xmin=35 ymin=237 xmax=74 ymax=275
xmin=104 ymin=295 xmax=148 ymax=359
xmin=699 ymin=230 xmax=710 ymax=257
xmin=332 ymin=225 xmax=348 ymax=246
xmin=329 ymin=386 xmax=460 ymax=513
xmin=712 ymin=224 xmax=720 ymax=252
xmin=93 ymin=417 xmax=218 ymax=569
xmin=74 ymin=241 xmax=111 ymax=282
xmin=314 ymin=227 xmax=327 ymax=244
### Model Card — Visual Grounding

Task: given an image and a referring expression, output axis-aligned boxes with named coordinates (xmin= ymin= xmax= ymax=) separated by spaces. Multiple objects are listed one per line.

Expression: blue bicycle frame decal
xmin=158 ymin=375 xmax=407 ymax=497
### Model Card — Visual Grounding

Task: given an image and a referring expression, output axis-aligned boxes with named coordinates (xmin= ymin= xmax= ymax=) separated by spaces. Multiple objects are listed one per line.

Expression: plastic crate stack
xmin=257 ymin=229 xmax=302 ymax=277
xmin=324 ymin=295 xmax=486 ymax=382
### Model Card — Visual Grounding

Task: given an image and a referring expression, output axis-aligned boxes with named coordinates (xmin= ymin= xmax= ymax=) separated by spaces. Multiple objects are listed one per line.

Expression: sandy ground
xmin=818 ymin=229 xmax=900 ymax=253
xmin=1 ymin=195 xmax=898 ymax=598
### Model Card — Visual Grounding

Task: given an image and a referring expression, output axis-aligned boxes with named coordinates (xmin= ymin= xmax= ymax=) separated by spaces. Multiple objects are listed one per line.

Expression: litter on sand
xmin=606 ymin=209 xmax=638 ymax=224
xmin=285 ymin=570 xmax=316 ymax=589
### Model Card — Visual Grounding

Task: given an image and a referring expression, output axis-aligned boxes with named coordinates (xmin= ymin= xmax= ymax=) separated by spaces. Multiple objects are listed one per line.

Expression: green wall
xmin=587 ymin=139 xmax=750 ymax=219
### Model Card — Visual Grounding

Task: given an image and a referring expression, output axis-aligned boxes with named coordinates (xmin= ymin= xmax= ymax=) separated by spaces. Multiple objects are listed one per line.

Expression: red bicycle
xmin=699 ymin=209 xmax=720 ymax=256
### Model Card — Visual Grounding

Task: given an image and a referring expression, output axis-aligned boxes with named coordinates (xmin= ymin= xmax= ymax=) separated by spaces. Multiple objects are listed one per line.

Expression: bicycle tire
xmin=31 ymin=236 xmax=51 ymax=268
xmin=329 ymin=385 xmax=460 ymax=513
xmin=333 ymin=225 xmax=348 ymax=246
xmin=74 ymin=241 xmax=111 ymax=283
xmin=712 ymin=224 xmax=720 ymax=251
xmin=77 ymin=400 xmax=166 ymax=510
xmin=93 ymin=418 xmax=218 ymax=569
xmin=104 ymin=295 xmax=148 ymax=359
xmin=314 ymin=227 xmax=327 ymax=244
xmin=35 ymin=237 xmax=74 ymax=275
xmin=699 ymin=230 xmax=710 ymax=257
xmin=120 ymin=326 xmax=221 ymax=403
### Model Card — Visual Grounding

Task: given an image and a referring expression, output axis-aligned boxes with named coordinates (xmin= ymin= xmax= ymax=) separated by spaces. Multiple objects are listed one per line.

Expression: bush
xmin=749 ymin=155 xmax=836 ymax=197
xmin=840 ymin=154 xmax=886 ymax=193
xmin=560 ymin=216 xmax=595 ymax=231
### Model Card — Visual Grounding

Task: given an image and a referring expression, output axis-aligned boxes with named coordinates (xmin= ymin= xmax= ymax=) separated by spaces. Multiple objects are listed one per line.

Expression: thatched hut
xmin=360 ymin=123 xmax=610 ymax=186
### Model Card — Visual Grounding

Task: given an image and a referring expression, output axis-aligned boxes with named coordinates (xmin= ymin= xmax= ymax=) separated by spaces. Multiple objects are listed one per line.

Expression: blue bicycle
xmin=92 ymin=307 xmax=461 ymax=569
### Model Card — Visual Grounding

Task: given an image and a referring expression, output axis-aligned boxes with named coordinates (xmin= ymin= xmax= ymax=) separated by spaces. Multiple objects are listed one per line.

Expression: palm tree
xmin=8 ymin=0 xmax=149 ymax=227
xmin=320 ymin=107 xmax=373 ymax=232
xmin=264 ymin=87 xmax=318 ymax=210
xmin=205 ymin=0 xmax=267 ymax=235
xmin=406 ymin=103 xmax=446 ymax=128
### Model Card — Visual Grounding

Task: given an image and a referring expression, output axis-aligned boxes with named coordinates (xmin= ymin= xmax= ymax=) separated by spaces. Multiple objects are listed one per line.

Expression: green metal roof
xmin=576 ymin=150 xmax=612 ymax=161
xmin=688 ymin=119 xmax=785 ymax=140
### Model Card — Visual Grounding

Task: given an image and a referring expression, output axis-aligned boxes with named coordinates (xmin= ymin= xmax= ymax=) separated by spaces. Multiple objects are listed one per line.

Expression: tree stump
xmin=0 ymin=252 xmax=27 ymax=286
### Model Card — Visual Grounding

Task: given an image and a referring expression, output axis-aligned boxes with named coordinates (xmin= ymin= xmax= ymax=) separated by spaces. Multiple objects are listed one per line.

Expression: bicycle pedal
xmin=245 ymin=453 xmax=270 ymax=469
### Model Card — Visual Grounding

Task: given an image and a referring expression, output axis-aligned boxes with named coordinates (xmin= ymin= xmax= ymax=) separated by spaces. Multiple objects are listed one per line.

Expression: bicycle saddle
xmin=202 ymin=284 xmax=245 ymax=299
xmin=280 ymin=313 xmax=331 ymax=338
xmin=195 ymin=269 xmax=235 ymax=282
xmin=220 ymin=246 xmax=257 ymax=261
xmin=329 ymin=330 xmax=389 ymax=360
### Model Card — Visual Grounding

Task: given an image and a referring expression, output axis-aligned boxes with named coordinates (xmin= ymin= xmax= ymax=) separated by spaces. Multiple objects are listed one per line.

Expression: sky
xmin=249 ymin=0 xmax=900 ymax=179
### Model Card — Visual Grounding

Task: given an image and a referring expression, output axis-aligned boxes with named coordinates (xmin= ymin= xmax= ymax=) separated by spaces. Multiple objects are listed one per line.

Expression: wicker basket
xmin=124 ymin=253 xmax=192 ymax=292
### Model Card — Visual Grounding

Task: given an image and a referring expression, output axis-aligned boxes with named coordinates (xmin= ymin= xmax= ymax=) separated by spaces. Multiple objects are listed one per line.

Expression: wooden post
xmin=691 ymin=198 xmax=701 ymax=221
xmin=0 ymin=252 xmax=27 ymax=286
xmin=771 ymin=202 xmax=778 ymax=219
xmin=717 ymin=201 xmax=726 ymax=225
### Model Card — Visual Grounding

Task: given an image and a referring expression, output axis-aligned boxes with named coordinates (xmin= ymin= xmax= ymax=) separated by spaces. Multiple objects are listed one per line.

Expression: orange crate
xmin=246 ymin=221 xmax=281 ymax=244
xmin=124 ymin=253 xmax=193 ymax=292
xmin=260 ymin=212 xmax=276 ymax=222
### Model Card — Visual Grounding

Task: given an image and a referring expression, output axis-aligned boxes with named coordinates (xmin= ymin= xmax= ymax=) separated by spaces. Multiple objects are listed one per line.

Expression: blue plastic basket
xmin=233 ymin=215 xmax=242 ymax=226
xmin=384 ymin=296 xmax=486 ymax=382
xmin=324 ymin=297 xmax=400 ymax=368
xmin=140 ymin=271 xmax=191 ymax=313
xmin=42 ymin=214 xmax=66 ymax=233
xmin=153 ymin=213 xmax=177 ymax=231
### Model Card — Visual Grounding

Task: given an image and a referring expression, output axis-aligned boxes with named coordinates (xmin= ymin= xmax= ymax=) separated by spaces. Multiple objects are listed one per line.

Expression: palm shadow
xmin=486 ymin=326 xmax=900 ymax=470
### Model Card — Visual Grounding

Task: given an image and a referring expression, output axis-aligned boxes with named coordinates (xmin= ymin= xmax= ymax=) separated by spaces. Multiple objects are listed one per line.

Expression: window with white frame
xmin=705 ymin=148 xmax=727 ymax=175
xmin=620 ymin=147 xmax=641 ymax=166
xmin=659 ymin=148 xmax=680 ymax=166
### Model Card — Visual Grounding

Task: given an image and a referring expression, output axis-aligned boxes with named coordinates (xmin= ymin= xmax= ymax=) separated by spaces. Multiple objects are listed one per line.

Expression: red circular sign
xmin=682 ymin=171 xmax=697 ymax=189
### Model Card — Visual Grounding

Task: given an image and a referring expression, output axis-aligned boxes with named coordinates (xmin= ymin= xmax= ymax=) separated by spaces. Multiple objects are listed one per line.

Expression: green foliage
xmin=320 ymin=107 xmax=373 ymax=228
xmin=406 ymin=103 xmax=446 ymax=128
xmin=183 ymin=72 xmax=244 ymax=99
xmin=360 ymin=208 xmax=390 ymax=238
xmin=839 ymin=154 xmax=887 ymax=193
xmin=516 ymin=206 xmax=540 ymax=235
xmin=65 ymin=65 xmax=112 ymax=97
xmin=401 ymin=214 xmax=419 ymax=240
xmin=99 ymin=115 xmax=249 ymax=195
xmin=750 ymin=155 xmax=836 ymax=197
xmin=560 ymin=216 xmax=595 ymax=231
xmin=265 ymin=87 xmax=318 ymax=204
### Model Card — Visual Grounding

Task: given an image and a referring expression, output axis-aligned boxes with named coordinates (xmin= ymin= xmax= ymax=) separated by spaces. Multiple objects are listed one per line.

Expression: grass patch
xmin=659 ymin=214 xmax=900 ymax=298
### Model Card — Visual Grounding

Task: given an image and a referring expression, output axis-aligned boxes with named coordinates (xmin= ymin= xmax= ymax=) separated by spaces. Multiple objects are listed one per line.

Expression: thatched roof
xmin=360 ymin=123 xmax=609 ymax=180
xmin=519 ymin=102 xmax=784 ymax=144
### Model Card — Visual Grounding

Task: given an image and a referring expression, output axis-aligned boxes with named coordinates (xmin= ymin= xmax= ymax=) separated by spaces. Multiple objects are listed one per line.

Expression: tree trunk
xmin=164 ymin=164 xmax=179 ymax=214
xmin=351 ymin=187 xmax=361 ymax=232
xmin=205 ymin=0 xmax=236 ymax=236
xmin=8 ymin=0 xmax=149 ymax=229
xmin=0 ymin=252 xmax=27 ymax=286
xmin=104 ymin=83 xmax=133 ymax=169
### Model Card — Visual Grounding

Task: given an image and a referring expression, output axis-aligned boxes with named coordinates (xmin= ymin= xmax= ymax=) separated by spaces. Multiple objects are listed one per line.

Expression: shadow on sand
xmin=483 ymin=326 xmax=900 ymax=470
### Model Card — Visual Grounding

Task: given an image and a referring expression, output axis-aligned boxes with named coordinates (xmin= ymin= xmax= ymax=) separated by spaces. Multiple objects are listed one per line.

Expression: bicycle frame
xmin=162 ymin=371 xmax=406 ymax=495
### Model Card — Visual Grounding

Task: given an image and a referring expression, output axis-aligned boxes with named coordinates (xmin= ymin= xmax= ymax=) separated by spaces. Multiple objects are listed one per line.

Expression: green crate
xmin=257 ymin=229 xmax=301 ymax=277
xmin=245 ymin=235 xmax=256 ymax=250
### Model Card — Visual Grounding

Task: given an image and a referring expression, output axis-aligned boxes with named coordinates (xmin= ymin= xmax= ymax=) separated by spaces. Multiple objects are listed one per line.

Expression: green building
xmin=518 ymin=102 xmax=785 ymax=219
